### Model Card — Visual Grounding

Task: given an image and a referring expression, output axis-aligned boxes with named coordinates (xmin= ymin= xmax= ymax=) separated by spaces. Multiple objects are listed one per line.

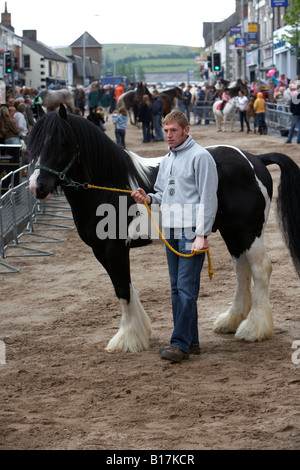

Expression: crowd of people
xmin=1 ymin=72 xmax=299 ymax=157
xmin=191 ymin=74 xmax=300 ymax=139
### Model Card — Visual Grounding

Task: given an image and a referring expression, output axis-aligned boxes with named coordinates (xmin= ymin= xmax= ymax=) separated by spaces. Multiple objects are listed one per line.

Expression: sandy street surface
xmin=0 ymin=115 xmax=299 ymax=450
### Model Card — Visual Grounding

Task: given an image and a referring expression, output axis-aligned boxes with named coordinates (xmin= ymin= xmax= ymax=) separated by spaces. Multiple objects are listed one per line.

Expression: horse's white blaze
xmin=105 ymin=284 xmax=152 ymax=353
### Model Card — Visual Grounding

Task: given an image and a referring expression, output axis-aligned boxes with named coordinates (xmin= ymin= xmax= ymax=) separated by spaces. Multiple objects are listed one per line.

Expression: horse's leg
xmin=213 ymin=252 xmax=252 ymax=334
xmin=214 ymin=234 xmax=273 ymax=341
xmin=92 ymin=243 xmax=152 ymax=352
xmin=230 ymin=111 xmax=235 ymax=132
xmin=222 ymin=114 xmax=227 ymax=132
xmin=235 ymin=236 xmax=273 ymax=341
xmin=215 ymin=112 xmax=222 ymax=132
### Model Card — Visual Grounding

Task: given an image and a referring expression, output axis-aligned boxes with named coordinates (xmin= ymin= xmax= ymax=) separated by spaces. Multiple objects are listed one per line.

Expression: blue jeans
xmin=153 ymin=115 xmax=164 ymax=141
xmin=166 ymin=228 xmax=205 ymax=353
xmin=142 ymin=122 xmax=151 ymax=142
xmin=5 ymin=137 xmax=21 ymax=145
xmin=115 ymin=129 xmax=126 ymax=148
xmin=184 ymin=105 xmax=191 ymax=123
xmin=287 ymin=115 xmax=300 ymax=143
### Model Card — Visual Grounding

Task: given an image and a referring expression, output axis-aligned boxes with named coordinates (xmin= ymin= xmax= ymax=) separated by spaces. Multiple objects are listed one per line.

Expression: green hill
xmin=56 ymin=43 xmax=203 ymax=75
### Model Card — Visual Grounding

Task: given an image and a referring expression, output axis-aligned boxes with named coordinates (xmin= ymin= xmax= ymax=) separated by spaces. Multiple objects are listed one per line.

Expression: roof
xmin=70 ymin=32 xmax=102 ymax=48
xmin=22 ymin=36 xmax=70 ymax=62
xmin=203 ymin=11 xmax=240 ymax=47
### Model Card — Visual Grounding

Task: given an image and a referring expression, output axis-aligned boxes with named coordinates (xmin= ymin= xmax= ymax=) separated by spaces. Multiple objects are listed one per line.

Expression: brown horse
xmin=118 ymin=83 xmax=152 ymax=124
xmin=247 ymin=95 xmax=257 ymax=133
xmin=159 ymin=87 xmax=185 ymax=116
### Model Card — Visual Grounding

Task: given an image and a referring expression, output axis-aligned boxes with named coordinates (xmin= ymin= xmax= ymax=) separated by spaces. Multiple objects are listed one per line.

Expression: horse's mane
xmin=28 ymin=111 xmax=157 ymax=192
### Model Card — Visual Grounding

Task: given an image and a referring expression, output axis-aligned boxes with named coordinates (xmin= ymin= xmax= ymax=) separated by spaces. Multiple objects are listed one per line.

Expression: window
xmin=23 ymin=54 xmax=30 ymax=69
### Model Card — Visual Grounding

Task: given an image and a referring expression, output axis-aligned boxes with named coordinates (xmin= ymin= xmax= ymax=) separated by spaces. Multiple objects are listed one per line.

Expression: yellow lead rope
xmin=87 ymin=184 xmax=214 ymax=279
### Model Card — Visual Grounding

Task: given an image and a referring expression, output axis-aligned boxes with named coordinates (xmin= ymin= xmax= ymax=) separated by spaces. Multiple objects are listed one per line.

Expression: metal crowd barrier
xmin=0 ymin=163 xmax=74 ymax=274
xmin=191 ymin=102 xmax=297 ymax=137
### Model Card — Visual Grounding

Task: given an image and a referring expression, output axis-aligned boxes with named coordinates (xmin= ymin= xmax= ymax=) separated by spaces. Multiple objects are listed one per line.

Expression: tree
xmin=279 ymin=0 xmax=300 ymax=76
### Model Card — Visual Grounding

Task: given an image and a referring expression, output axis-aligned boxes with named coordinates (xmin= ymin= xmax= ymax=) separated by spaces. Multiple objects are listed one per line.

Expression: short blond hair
xmin=163 ymin=110 xmax=189 ymax=129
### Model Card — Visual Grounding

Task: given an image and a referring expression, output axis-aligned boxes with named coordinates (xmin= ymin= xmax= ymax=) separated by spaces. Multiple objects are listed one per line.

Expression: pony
xmin=38 ymin=89 xmax=75 ymax=113
xmin=28 ymin=105 xmax=300 ymax=353
xmin=213 ymin=97 xmax=239 ymax=132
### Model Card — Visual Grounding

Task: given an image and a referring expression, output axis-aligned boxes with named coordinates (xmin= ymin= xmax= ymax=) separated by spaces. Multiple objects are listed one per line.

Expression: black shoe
xmin=239 ymin=129 xmax=244 ymax=132
xmin=189 ymin=344 xmax=201 ymax=355
xmin=159 ymin=346 xmax=189 ymax=362
xmin=159 ymin=344 xmax=200 ymax=355
xmin=285 ymin=141 xmax=291 ymax=144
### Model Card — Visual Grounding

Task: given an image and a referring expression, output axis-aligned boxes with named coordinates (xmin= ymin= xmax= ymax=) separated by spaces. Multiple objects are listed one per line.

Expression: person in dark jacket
xmin=183 ymin=85 xmax=192 ymax=123
xmin=137 ymin=94 xmax=152 ymax=142
xmin=152 ymin=90 xmax=164 ymax=141
xmin=285 ymin=88 xmax=300 ymax=144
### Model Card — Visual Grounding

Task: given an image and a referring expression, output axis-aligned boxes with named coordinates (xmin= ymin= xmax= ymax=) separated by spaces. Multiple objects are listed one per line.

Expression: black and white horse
xmin=28 ymin=105 xmax=300 ymax=352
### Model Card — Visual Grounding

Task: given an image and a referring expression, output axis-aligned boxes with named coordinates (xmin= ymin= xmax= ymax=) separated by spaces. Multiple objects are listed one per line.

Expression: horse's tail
xmin=258 ymin=152 xmax=300 ymax=277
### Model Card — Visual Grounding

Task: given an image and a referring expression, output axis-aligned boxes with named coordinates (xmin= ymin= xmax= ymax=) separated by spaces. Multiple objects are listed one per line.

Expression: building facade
xmin=0 ymin=4 xmax=102 ymax=92
xmin=203 ymin=0 xmax=298 ymax=83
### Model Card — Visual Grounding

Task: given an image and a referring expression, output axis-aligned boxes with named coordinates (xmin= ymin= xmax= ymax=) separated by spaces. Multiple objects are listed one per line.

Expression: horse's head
xmin=29 ymin=104 xmax=78 ymax=200
xmin=175 ymin=87 xmax=185 ymax=100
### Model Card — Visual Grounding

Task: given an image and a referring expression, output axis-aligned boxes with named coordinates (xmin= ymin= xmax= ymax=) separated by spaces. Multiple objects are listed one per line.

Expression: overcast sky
xmin=6 ymin=0 xmax=236 ymax=48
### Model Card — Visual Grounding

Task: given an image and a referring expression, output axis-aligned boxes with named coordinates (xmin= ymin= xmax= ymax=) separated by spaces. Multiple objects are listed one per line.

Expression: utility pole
xmin=212 ymin=22 xmax=215 ymax=80
xmin=241 ymin=0 xmax=246 ymax=80
xmin=83 ymin=32 xmax=86 ymax=86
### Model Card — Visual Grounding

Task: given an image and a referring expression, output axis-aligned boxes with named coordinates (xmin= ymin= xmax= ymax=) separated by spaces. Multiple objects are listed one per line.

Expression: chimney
xmin=23 ymin=30 xmax=37 ymax=42
xmin=1 ymin=2 xmax=14 ymax=31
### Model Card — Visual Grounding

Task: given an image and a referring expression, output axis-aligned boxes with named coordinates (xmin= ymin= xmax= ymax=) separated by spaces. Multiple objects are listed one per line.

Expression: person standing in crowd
xmin=24 ymin=97 xmax=35 ymax=131
xmin=238 ymin=90 xmax=250 ymax=133
xmin=204 ymin=85 xmax=216 ymax=125
xmin=0 ymin=105 xmax=21 ymax=145
xmin=194 ymin=86 xmax=205 ymax=125
xmin=177 ymin=82 xmax=186 ymax=113
xmin=88 ymin=85 xmax=99 ymax=115
xmin=131 ymin=110 xmax=218 ymax=363
xmin=137 ymin=94 xmax=153 ymax=143
xmin=152 ymin=90 xmax=164 ymax=141
xmin=285 ymin=85 xmax=300 ymax=144
xmin=77 ymin=86 xmax=86 ymax=116
xmin=14 ymin=103 xmax=28 ymax=141
xmin=31 ymin=90 xmax=43 ymax=120
xmin=101 ymin=88 xmax=111 ymax=122
xmin=98 ymin=83 xmax=105 ymax=105
xmin=114 ymin=83 xmax=125 ymax=105
xmin=112 ymin=106 xmax=129 ymax=148
xmin=183 ymin=85 xmax=192 ymax=124
xmin=253 ymin=92 xmax=267 ymax=135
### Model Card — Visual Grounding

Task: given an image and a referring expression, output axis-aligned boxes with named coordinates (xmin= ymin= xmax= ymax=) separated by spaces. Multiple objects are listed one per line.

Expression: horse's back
xmin=206 ymin=145 xmax=272 ymax=257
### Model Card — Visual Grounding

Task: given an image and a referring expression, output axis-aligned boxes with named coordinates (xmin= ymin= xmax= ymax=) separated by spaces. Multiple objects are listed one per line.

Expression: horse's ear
xmin=59 ymin=103 xmax=68 ymax=120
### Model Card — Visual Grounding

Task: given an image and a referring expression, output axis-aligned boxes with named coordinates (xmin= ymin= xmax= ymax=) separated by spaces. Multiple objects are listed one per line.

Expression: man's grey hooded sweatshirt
xmin=148 ymin=136 xmax=218 ymax=237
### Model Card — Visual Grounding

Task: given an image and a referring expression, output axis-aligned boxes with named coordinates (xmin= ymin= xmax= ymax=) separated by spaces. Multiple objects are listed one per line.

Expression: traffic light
xmin=5 ymin=54 xmax=12 ymax=73
xmin=213 ymin=53 xmax=221 ymax=72
xmin=207 ymin=55 xmax=212 ymax=71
